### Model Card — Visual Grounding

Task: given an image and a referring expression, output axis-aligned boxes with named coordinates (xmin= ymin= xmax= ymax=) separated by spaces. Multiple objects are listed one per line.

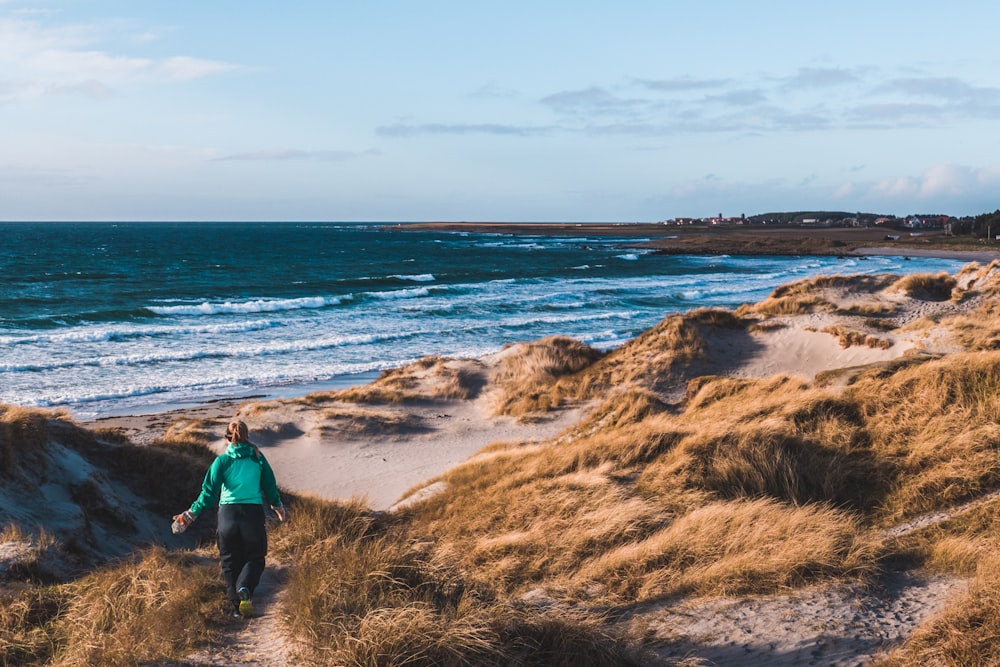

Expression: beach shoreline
xmin=75 ymin=235 xmax=999 ymax=508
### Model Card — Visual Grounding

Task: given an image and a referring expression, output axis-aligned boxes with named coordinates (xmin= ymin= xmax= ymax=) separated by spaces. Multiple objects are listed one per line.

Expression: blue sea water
xmin=0 ymin=222 xmax=970 ymax=419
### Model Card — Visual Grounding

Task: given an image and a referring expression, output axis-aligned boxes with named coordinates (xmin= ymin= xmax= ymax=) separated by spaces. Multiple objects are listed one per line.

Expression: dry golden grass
xmin=955 ymin=259 xmax=1000 ymax=294
xmin=576 ymin=388 xmax=672 ymax=432
xmin=1 ymin=548 xmax=223 ymax=667
xmin=0 ymin=584 xmax=61 ymax=666
xmin=738 ymin=293 xmax=835 ymax=316
xmin=312 ymin=406 xmax=428 ymax=437
xmin=490 ymin=336 xmax=604 ymax=418
xmin=0 ymin=406 xmax=56 ymax=477
xmin=0 ymin=525 xmax=59 ymax=584
xmin=577 ymin=498 xmax=875 ymax=600
xmin=864 ymin=493 xmax=1000 ymax=665
xmin=402 ymin=380 xmax=886 ymax=602
xmin=737 ymin=274 xmax=898 ymax=319
xmin=946 ymin=299 xmax=1000 ymax=351
xmin=883 ymin=491 xmax=1000 ymax=577
xmin=747 ymin=320 xmax=787 ymax=333
xmin=275 ymin=495 xmax=646 ymax=666
xmin=393 ymin=346 xmax=1000 ymax=614
xmin=838 ymin=302 xmax=898 ymax=316
xmin=863 ymin=317 xmax=898 ymax=331
xmin=556 ymin=309 xmax=747 ymax=406
xmin=847 ymin=353 xmax=1000 ymax=523
xmin=309 ymin=356 xmax=486 ymax=405
xmin=890 ymin=271 xmax=958 ymax=300
xmin=160 ymin=416 xmax=225 ymax=444
xmin=820 ymin=325 xmax=893 ymax=349
xmin=49 ymin=548 xmax=223 ymax=667
xmin=773 ymin=274 xmax=900 ymax=296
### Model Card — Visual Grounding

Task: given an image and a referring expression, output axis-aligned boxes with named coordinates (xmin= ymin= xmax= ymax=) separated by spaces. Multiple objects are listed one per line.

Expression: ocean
xmin=0 ymin=222 xmax=970 ymax=419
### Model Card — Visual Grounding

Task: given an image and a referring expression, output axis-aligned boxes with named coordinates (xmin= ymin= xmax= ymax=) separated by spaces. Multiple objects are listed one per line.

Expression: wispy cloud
xmin=783 ymin=67 xmax=862 ymax=89
xmin=874 ymin=76 xmax=991 ymax=100
xmin=377 ymin=122 xmax=553 ymax=137
xmin=381 ymin=62 xmax=1000 ymax=142
xmin=156 ymin=55 xmax=239 ymax=81
xmin=848 ymin=102 xmax=949 ymax=127
xmin=633 ymin=77 xmax=730 ymax=92
xmin=702 ymin=88 xmax=768 ymax=106
xmin=540 ymin=86 xmax=646 ymax=117
xmin=44 ymin=79 xmax=114 ymax=99
xmin=215 ymin=149 xmax=381 ymax=162
xmin=0 ymin=15 xmax=240 ymax=102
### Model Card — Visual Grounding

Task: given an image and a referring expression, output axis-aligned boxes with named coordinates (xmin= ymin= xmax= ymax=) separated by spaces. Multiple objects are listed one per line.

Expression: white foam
xmin=0 ymin=319 xmax=280 ymax=346
xmin=364 ymin=286 xmax=432 ymax=300
xmin=147 ymin=296 xmax=344 ymax=316
xmin=390 ymin=273 xmax=435 ymax=282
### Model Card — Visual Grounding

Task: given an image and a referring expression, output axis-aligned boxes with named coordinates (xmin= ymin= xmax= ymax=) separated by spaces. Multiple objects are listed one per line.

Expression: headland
xmin=388 ymin=222 xmax=1000 ymax=262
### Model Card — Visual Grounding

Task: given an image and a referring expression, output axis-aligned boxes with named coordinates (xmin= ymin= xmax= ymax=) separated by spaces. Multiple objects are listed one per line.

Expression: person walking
xmin=172 ymin=419 xmax=286 ymax=618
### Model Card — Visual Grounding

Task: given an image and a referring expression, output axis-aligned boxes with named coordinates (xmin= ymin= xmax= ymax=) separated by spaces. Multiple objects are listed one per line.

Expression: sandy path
xmin=182 ymin=561 xmax=295 ymax=667
xmin=641 ymin=569 xmax=964 ymax=667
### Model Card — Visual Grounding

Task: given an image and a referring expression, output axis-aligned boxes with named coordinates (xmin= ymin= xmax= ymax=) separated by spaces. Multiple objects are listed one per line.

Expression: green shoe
xmin=238 ymin=587 xmax=253 ymax=618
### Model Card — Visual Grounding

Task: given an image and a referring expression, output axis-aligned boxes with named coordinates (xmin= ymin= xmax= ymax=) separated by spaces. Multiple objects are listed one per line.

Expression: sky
xmin=1 ymin=1 xmax=999 ymax=222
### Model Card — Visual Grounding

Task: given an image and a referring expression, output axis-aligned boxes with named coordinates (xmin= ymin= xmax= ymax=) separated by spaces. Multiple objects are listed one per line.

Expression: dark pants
xmin=217 ymin=503 xmax=267 ymax=606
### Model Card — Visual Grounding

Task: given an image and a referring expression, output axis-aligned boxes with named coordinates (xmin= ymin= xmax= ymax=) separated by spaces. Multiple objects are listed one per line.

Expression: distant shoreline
xmin=387 ymin=222 xmax=1000 ymax=263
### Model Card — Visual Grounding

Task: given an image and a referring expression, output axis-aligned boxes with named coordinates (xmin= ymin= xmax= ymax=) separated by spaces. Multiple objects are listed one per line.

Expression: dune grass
xmin=819 ymin=325 xmax=893 ymax=349
xmin=0 ymin=584 xmax=61 ymax=667
xmin=0 ymin=406 xmax=55 ymax=478
xmin=551 ymin=309 xmax=747 ymax=408
xmin=947 ymin=299 xmax=1000 ymax=351
xmin=310 ymin=356 xmax=487 ymax=405
xmin=401 ymin=379 xmax=884 ymax=602
xmin=392 ymin=347 xmax=1000 ymax=615
xmin=490 ymin=336 xmax=604 ymax=418
xmin=49 ymin=547 xmax=223 ymax=667
xmin=311 ymin=406 xmax=430 ymax=438
xmin=576 ymin=498 xmax=875 ymax=599
xmin=739 ymin=273 xmax=918 ymax=318
xmin=485 ymin=309 xmax=747 ymax=421
xmin=0 ymin=547 xmax=223 ymax=667
xmin=273 ymin=495 xmax=647 ymax=666
xmin=890 ymin=271 xmax=958 ymax=301
xmin=839 ymin=302 xmax=898 ymax=316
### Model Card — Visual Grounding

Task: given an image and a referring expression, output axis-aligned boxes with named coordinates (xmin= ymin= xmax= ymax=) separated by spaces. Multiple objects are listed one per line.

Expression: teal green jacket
xmin=189 ymin=441 xmax=282 ymax=517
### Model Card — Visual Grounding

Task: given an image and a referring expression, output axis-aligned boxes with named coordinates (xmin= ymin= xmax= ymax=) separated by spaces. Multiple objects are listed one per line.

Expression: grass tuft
xmin=890 ymin=271 xmax=958 ymax=300
xmin=0 ymin=406 xmax=55 ymax=478
xmin=278 ymin=497 xmax=644 ymax=666
xmin=820 ymin=325 xmax=893 ymax=349
xmin=491 ymin=336 xmax=604 ymax=418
